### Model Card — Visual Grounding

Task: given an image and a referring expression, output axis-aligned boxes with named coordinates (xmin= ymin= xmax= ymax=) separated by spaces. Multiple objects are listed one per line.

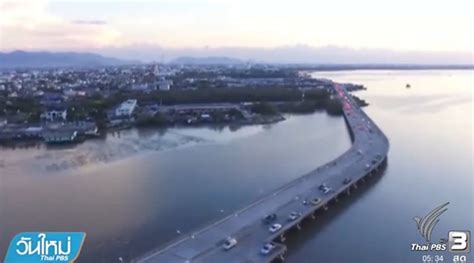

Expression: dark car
xmin=343 ymin=177 xmax=352 ymax=185
xmin=262 ymin=213 xmax=277 ymax=224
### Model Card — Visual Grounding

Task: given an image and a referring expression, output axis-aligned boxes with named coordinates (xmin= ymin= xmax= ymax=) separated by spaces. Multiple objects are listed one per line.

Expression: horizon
xmin=1 ymin=48 xmax=474 ymax=64
xmin=1 ymin=45 xmax=473 ymax=65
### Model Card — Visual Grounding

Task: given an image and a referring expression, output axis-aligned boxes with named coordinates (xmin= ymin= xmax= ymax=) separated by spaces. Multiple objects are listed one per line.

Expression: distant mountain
xmin=169 ymin=56 xmax=244 ymax=65
xmin=0 ymin=51 xmax=139 ymax=69
xmin=94 ymin=44 xmax=473 ymax=65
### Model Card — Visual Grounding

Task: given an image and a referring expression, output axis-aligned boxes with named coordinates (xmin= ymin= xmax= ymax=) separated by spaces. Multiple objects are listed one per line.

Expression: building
xmin=41 ymin=106 xmax=68 ymax=121
xmin=158 ymin=80 xmax=172 ymax=91
xmin=0 ymin=125 xmax=43 ymax=141
xmin=115 ymin=99 xmax=138 ymax=117
xmin=131 ymin=83 xmax=153 ymax=91
xmin=64 ymin=89 xmax=86 ymax=97
xmin=40 ymin=93 xmax=65 ymax=106
xmin=158 ymin=103 xmax=241 ymax=114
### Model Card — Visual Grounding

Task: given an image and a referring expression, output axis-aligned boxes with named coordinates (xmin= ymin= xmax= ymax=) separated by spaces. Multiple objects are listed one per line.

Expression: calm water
xmin=285 ymin=70 xmax=473 ymax=263
xmin=0 ymin=109 xmax=351 ymax=262
xmin=0 ymin=70 xmax=472 ymax=263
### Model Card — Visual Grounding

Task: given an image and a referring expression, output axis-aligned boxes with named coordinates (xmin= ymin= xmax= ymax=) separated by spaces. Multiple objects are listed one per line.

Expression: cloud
xmin=0 ymin=0 xmax=472 ymax=53
xmin=0 ymin=1 xmax=25 ymax=11
xmin=71 ymin=20 xmax=108 ymax=25
xmin=0 ymin=0 xmax=120 ymax=51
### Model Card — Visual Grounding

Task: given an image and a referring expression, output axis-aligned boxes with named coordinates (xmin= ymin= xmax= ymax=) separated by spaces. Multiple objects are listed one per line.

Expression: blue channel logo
xmin=5 ymin=232 xmax=86 ymax=263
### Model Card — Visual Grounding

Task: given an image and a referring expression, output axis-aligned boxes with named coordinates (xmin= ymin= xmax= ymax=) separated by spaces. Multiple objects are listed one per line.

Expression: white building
xmin=158 ymin=80 xmax=172 ymax=91
xmin=0 ymin=118 xmax=7 ymax=127
xmin=115 ymin=99 xmax=137 ymax=117
xmin=41 ymin=107 xmax=68 ymax=121
xmin=131 ymin=83 xmax=151 ymax=91
xmin=64 ymin=89 xmax=86 ymax=97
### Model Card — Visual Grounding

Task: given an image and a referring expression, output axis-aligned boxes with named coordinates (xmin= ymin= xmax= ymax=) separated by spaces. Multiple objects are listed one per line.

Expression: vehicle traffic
xmin=222 ymin=237 xmax=237 ymax=250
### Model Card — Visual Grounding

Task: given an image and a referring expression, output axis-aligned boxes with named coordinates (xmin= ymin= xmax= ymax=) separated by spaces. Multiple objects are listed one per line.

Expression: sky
xmin=0 ymin=0 xmax=473 ymax=57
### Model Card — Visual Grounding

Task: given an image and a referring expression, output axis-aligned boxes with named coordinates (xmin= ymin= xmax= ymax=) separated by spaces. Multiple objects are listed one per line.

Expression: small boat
xmin=43 ymin=130 xmax=84 ymax=145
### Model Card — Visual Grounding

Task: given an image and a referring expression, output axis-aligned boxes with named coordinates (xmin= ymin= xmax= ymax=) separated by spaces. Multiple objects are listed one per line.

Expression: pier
xmin=135 ymin=83 xmax=390 ymax=263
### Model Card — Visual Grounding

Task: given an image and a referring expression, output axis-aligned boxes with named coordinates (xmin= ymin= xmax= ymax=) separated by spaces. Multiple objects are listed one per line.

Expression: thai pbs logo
xmin=411 ymin=202 xmax=470 ymax=253
xmin=5 ymin=232 xmax=86 ymax=263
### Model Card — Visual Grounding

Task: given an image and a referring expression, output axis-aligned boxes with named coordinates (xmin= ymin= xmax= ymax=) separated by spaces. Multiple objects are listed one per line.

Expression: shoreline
xmin=0 ymin=114 xmax=286 ymax=147
xmin=0 ymin=114 xmax=293 ymax=173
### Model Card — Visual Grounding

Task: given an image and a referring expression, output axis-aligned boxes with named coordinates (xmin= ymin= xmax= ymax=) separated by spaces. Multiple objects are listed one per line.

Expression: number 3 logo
xmin=449 ymin=231 xmax=471 ymax=253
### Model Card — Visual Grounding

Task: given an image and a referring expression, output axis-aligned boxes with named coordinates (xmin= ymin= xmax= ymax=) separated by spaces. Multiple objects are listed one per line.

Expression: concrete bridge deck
xmin=135 ymin=83 xmax=390 ymax=263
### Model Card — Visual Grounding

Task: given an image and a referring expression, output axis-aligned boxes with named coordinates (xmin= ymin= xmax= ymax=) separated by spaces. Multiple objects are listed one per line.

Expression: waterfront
xmin=1 ymin=70 xmax=472 ymax=262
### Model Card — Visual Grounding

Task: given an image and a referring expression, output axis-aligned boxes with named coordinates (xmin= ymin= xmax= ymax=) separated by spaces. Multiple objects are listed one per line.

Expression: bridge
xmin=135 ymin=83 xmax=390 ymax=263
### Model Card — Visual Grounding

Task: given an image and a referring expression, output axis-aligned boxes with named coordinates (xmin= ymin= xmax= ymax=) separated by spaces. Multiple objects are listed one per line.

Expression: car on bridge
xmin=222 ymin=237 xmax=237 ymax=250
xmin=269 ymin=223 xmax=282 ymax=233
xmin=365 ymin=163 xmax=371 ymax=171
xmin=262 ymin=213 xmax=277 ymax=224
xmin=322 ymin=187 xmax=332 ymax=194
xmin=319 ymin=184 xmax=332 ymax=194
xmin=287 ymin=211 xmax=302 ymax=221
xmin=260 ymin=242 xmax=276 ymax=255
xmin=343 ymin=177 xmax=352 ymax=185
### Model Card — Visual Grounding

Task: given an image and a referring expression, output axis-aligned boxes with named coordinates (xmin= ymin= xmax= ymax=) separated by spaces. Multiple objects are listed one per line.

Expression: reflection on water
xmin=0 ymin=125 xmax=264 ymax=174
xmin=0 ymin=112 xmax=350 ymax=262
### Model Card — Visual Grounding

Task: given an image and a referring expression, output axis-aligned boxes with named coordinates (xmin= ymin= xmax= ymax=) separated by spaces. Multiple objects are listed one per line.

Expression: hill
xmin=0 ymin=51 xmax=139 ymax=69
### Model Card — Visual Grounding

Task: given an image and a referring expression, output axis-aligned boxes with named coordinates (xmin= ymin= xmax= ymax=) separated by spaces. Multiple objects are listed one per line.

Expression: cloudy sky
xmin=0 ymin=0 xmax=473 ymax=56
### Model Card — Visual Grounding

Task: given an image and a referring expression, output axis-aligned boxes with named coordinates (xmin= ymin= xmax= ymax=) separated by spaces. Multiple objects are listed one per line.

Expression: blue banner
xmin=5 ymin=232 xmax=86 ymax=263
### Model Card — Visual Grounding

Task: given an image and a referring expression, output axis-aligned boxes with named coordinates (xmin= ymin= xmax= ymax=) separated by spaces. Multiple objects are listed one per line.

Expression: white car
xmin=365 ymin=163 xmax=371 ymax=171
xmin=343 ymin=177 xmax=352 ymax=185
xmin=322 ymin=187 xmax=332 ymax=194
xmin=260 ymin=242 xmax=276 ymax=255
xmin=269 ymin=223 xmax=282 ymax=233
xmin=287 ymin=212 xmax=301 ymax=221
xmin=222 ymin=237 xmax=237 ymax=250
xmin=319 ymin=184 xmax=331 ymax=194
